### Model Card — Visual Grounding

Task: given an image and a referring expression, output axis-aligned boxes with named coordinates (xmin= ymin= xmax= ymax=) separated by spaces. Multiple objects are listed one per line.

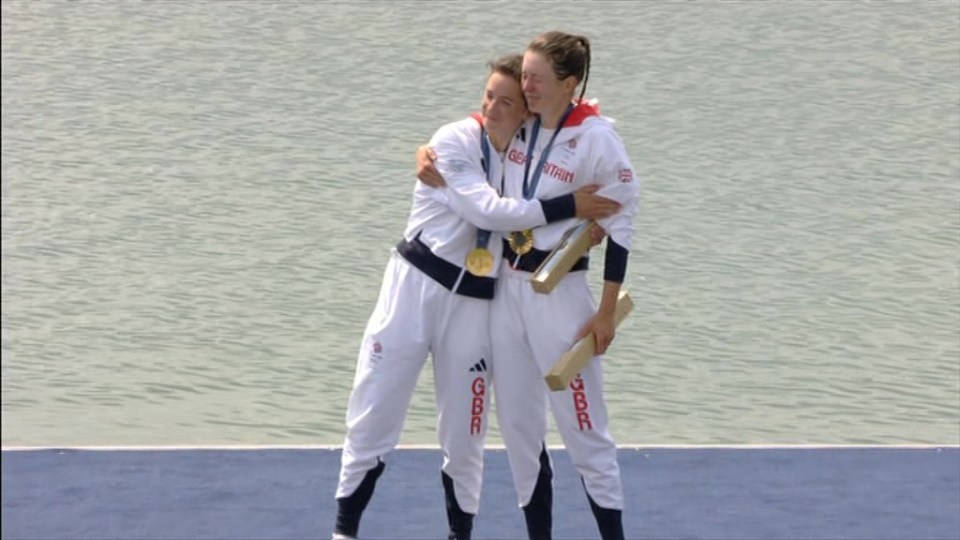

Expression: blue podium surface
xmin=2 ymin=446 xmax=958 ymax=539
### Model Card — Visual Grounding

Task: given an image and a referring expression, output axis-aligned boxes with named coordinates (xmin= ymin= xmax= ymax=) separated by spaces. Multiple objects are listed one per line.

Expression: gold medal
xmin=508 ymin=229 xmax=535 ymax=255
xmin=465 ymin=248 xmax=495 ymax=276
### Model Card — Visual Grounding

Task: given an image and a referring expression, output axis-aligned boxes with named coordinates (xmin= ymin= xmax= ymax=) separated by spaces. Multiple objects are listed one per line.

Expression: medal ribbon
xmin=522 ymin=103 xmax=575 ymax=200
xmin=473 ymin=128 xmax=499 ymax=250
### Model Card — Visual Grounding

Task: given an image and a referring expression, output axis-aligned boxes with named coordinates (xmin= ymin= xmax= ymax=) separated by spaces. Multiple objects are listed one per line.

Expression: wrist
xmin=597 ymin=302 xmax=617 ymax=317
xmin=540 ymin=194 xmax=576 ymax=223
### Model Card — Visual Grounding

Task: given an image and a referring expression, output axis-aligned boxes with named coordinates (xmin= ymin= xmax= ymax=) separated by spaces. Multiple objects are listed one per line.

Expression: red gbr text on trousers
xmin=470 ymin=376 xmax=486 ymax=435
xmin=570 ymin=374 xmax=593 ymax=431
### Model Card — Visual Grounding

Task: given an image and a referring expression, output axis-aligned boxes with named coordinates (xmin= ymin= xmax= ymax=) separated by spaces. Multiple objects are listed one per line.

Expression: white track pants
xmin=491 ymin=263 xmax=623 ymax=510
xmin=337 ymin=251 xmax=491 ymax=514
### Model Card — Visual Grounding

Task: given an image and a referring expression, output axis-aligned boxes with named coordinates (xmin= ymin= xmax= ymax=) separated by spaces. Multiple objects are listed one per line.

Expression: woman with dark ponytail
xmin=489 ymin=30 xmax=640 ymax=540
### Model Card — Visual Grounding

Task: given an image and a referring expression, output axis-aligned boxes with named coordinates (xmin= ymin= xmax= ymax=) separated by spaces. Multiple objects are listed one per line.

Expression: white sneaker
xmin=331 ymin=534 xmax=356 ymax=540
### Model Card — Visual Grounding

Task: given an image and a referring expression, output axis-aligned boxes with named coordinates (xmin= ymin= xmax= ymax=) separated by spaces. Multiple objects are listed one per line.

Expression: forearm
xmin=445 ymin=188 xmax=576 ymax=232
xmin=599 ymin=236 xmax=629 ymax=316
xmin=598 ymin=280 xmax=622 ymax=316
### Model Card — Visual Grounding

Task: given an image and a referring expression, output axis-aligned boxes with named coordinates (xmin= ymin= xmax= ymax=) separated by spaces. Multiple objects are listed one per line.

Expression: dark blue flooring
xmin=2 ymin=446 xmax=958 ymax=539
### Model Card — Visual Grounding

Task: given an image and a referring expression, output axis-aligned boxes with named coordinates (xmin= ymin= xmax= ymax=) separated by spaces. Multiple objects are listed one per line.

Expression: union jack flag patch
xmin=618 ymin=168 xmax=633 ymax=183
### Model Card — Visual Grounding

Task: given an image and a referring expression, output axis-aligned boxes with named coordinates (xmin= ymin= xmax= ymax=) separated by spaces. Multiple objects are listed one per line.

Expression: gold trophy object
xmin=530 ymin=220 xmax=596 ymax=294
xmin=545 ymin=290 xmax=634 ymax=391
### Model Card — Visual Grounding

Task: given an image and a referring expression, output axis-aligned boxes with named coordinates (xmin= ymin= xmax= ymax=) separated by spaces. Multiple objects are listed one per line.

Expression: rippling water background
xmin=2 ymin=1 xmax=958 ymax=447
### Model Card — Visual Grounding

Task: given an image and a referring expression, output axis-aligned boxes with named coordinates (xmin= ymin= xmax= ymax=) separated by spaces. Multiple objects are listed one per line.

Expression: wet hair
xmin=487 ymin=53 xmax=524 ymax=85
xmin=526 ymin=31 xmax=591 ymax=103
